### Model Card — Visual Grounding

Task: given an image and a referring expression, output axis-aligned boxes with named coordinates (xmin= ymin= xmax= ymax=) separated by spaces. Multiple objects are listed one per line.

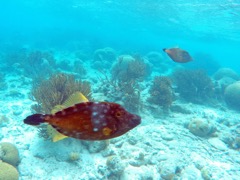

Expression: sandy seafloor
xmin=1 ymin=51 xmax=240 ymax=180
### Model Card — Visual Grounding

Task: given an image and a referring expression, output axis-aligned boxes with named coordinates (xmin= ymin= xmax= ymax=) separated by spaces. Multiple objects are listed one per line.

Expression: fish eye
xmin=115 ymin=111 xmax=123 ymax=117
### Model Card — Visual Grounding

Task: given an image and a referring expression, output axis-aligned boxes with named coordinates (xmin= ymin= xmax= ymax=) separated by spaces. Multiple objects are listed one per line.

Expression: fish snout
xmin=130 ymin=114 xmax=141 ymax=127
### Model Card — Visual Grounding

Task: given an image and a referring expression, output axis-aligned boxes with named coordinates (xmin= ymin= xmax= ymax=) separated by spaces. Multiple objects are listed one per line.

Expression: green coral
xmin=0 ymin=142 xmax=20 ymax=167
xmin=172 ymin=69 xmax=214 ymax=103
xmin=0 ymin=161 xmax=19 ymax=180
xmin=224 ymin=81 xmax=240 ymax=110
xmin=30 ymin=73 xmax=92 ymax=113
xmin=148 ymin=76 xmax=173 ymax=109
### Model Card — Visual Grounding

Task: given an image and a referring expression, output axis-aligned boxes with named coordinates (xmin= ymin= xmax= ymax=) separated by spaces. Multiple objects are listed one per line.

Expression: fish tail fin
xmin=24 ymin=114 xmax=46 ymax=125
xmin=163 ymin=48 xmax=167 ymax=52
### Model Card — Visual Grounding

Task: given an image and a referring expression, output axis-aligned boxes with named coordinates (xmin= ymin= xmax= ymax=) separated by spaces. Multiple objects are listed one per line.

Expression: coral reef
xmin=68 ymin=152 xmax=80 ymax=162
xmin=145 ymin=51 xmax=170 ymax=73
xmin=0 ymin=161 xmax=19 ymax=180
xmin=0 ymin=115 xmax=9 ymax=126
xmin=99 ymin=73 xmax=142 ymax=113
xmin=5 ymin=49 xmax=56 ymax=79
xmin=111 ymin=55 xmax=150 ymax=82
xmin=73 ymin=60 xmax=87 ymax=77
xmin=148 ymin=76 xmax=173 ymax=109
xmin=30 ymin=73 xmax=91 ymax=113
xmin=37 ymin=124 xmax=51 ymax=140
xmin=92 ymin=47 xmax=117 ymax=69
xmin=98 ymin=54 xmax=151 ymax=113
xmin=93 ymin=47 xmax=116 ymax=62
xmin=213 ymin=77 xmax=236 ymax=101
xmin=172 ymin=69 xmax=214 ymax=103
xmin=213 ymin=68 xmax=239 ymax=81
xmin=0 ymin=142 xmax=20 ymax=167
xmin=106 ymin=155 xmax=126 ymax=179
xmin=224 ymin=81 xmax=240 ymax=110
xmin=82 ymin=141 xmax=109 ymax=153
xmin=187 ymin=118 xmax=216 ymax=137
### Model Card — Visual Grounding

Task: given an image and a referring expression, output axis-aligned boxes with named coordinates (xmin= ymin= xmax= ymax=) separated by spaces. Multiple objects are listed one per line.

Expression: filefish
xmin=24 ymin=101 xmax=141 ymax=141
xmin=163 ymin=47 xmax=193 ymax=63
xmin=48 ymin=91 xmax=90 ymax=142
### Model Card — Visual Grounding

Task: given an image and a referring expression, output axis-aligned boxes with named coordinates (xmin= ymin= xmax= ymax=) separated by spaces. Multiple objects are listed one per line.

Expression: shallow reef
xmin=224 ymin=81 xmax=240 ymax=110
xmin=30 ymin=73 xmax=92 ymax=114
xmin=5 ymin=49 xmax=56 ymax=80
xmin=111 ymin=54 xmax=151 ymax=82
xmin=172 ymin=69 xmax=214 ymax=103
xmin=0 ymin=142 xmax=20 ymax=180
xmin=148 ymin=76 xmax=173 ymax=109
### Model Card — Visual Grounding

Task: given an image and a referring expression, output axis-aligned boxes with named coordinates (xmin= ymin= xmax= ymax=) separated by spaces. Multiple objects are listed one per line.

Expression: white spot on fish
xmin=94 ymin=120 xmax=100 ymax=124
xmin=103 ymin=109 xmax=108 ymax=113
xmin=99 ymin=115 xmax=105 ymax=119
xmin=83 ymin=110 xmax=89 ymax=114
xmin=92 ymin=112 xmax=98 ymax=116
xmin=103 ymin=122 xmax=107 ymax=126
xmin=61 ymin=111 xmax=66 ymax=116
xmin=73 ymin=106 xmax=78 ymax=112
xmin=93 ymin=128 xmax=98 ymax=132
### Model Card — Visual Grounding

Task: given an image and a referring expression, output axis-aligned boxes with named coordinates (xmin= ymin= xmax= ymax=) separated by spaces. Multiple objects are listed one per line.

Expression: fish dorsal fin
xmin=51 ymin=105 xmax=66 ymax=114
xmin=51 ymin=91 xmax=89 ymax=114
xmin=62 ymin=91 xmax=89 ymax=108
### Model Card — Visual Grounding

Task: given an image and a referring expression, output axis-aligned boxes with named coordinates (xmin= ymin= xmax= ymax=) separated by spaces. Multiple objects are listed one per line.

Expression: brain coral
xmin=0 ymin=142 xmax=20 ymax=166
xmin=0 ymin=161 xmax=19 ymax=180
xmin=188 ymin=118 xmax=216 ymax=137
xmin=224 ymin=81 xmax=240 ymax=110
xmin=213 ymin=68 xmax=240 ymax=80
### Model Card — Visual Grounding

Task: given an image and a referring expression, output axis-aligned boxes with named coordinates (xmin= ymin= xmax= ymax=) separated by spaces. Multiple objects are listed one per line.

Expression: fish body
xmin=163 ymin=47 xmax=192 ymax=63
xmin=24 ymin=102 xmax=141 ymax=140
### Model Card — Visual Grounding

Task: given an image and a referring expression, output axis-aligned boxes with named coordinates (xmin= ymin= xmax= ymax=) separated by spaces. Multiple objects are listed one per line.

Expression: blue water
xmin=1 ymin=1 xmax=240 ymax=179
xmin=0 ymin=1 xmax=239 ymax=72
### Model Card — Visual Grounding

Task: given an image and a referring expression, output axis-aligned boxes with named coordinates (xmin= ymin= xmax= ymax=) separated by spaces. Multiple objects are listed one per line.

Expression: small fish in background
xmin=163 ymin=47 xmax=193 ymax=63
xmin=24 ymin=92 xmax=141 ymax=141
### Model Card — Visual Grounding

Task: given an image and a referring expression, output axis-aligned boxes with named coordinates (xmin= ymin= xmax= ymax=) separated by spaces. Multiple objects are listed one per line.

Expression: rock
xmin=161 ymin=133 xmax=174 ymax=141
xmin=208 ymin=138 xmax=228 ymax=151
xmin=106 ymin=155 xmax=125 ymax=177
xmin=188 ymin=118 xmax=216 ymax=137
xmin=181 ymin=165 xmax=202 ymax=180
xmin=158 ymin=161 xmax=177 ymax=180
xmin=82 ymin=141 xmax=109 ymax=153
xmin=129 ymin=151 xmax=145 ymax=167
xmin=170 ymin=104 xmax=192 ymax=114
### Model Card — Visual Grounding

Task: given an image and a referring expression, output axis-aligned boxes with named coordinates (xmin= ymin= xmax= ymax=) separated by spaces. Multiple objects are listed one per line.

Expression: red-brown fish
xmin=24 ymin=102 xmax=141 ymax=140
xmin=163 ymin=47 xmax=193 ymax=63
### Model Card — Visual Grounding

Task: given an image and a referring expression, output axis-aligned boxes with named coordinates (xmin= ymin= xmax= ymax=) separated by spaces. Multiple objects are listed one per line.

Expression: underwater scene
xmin=0 ymin=0 xmax=240 ymax=179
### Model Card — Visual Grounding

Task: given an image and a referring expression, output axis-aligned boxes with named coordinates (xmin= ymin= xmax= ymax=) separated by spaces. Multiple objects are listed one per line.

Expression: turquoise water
xmin=1 ymin=1 xmax=240 ymax=179
xmin=1 ymin=1 xmax=239 ymax=70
